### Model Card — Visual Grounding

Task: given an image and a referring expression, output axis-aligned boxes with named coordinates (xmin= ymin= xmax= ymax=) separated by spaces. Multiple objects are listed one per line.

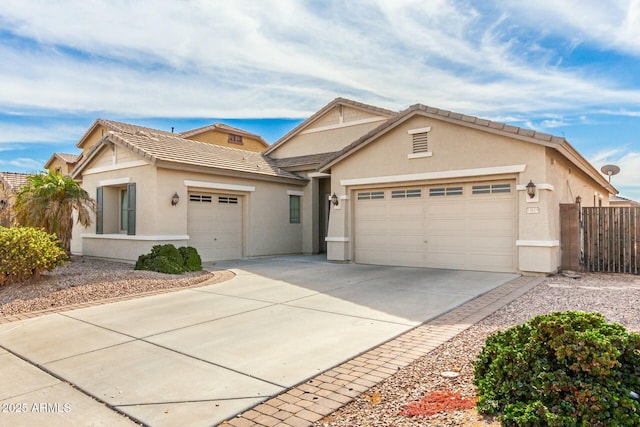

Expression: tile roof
xmin=0 ymin=172 xmax=31 ymax=192
xmin=274 ymin=152 xmax=339 ymax=170
xmin=77 ymin=119 xmax=176 ymax=148
xmin=179 ymin=123 xmax=269 ymax=147
xmin=264 ymin=97 xmax=397 ymax=155
xmin=54 ymin=153 xmax=81 ymax=163
xmin=78 ymin=130 xmax=304 ymax=182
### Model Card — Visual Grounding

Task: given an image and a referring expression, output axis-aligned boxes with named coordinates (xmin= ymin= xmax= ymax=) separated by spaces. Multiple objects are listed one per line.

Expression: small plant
xmin=0 ymin=226 xmax=67 ymax=283
xmin=135 ymin=244 xmax=201 ymax=274
xmin=474 ymin=311 xmax=640 ymax=426
xmin=179 ymin=246 xmax=202 ymax=272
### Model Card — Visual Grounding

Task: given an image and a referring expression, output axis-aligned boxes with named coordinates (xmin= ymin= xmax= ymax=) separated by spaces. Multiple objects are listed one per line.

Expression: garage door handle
xmin=424 ymin=240 xmax=428 ymax=243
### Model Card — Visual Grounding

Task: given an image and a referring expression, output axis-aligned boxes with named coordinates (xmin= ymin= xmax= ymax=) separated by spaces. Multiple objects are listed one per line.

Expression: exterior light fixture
xmin=526 ymin=180 xmax=536 ymax=199
xmin=331 ymin=193 xmax=339 ymax=206
xmin=575 ymin=195 xmax=582 ymax=205
xmin=171 ymin=192 xmax=180 ymax=206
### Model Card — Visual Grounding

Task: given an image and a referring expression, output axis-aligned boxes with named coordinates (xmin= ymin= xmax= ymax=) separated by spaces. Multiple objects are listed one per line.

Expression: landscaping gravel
xmin=0 ymin=256 xmax=220 ymax=317
xmin=316 ymin=273 xmax=640 ymax=426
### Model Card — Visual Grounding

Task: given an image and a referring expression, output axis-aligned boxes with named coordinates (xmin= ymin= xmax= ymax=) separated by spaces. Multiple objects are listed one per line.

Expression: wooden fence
xmin=582 ymin=207 xmax=640 ymax=274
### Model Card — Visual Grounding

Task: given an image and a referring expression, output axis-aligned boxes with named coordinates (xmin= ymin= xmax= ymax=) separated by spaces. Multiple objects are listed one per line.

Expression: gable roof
xmin=263 ymin=97 xmax=397 ymax=155
xmin=0 ymin=172 xmax=31 ymax=192
xmin=77 ymin=119 xmax=176 ymax=148
xmin=44 ymin=152 xmax=81 ymax=169
xmin=319 ymin=103 xmax=616 ymax=194
xmin=72 ymin=130 xmax=305 ymax=184
xmin=179 ymin=123 xmax=269 ymax=148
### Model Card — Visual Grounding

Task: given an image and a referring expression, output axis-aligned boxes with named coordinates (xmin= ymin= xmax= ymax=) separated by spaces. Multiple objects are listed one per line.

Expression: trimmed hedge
xmin=0 ymin=226 xmax=67 ymax=284
xmin=474 ymin=311 xmax=640 ymax=426
xmin=135 ymin=244 xmax=202 ymax=274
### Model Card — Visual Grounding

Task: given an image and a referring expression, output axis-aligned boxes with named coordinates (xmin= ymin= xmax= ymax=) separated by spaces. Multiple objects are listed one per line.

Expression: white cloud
xmin=590 ymin=149 xmax=640 ymax=201
xmin=0 ymin=157 xmax=44 ymax=170
xmin=1 ymin=0 xmax=640 ymax=119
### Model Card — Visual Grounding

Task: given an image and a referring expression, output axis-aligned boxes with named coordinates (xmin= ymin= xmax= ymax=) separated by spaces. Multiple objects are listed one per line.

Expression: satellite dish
xmin=601 ymin=164 xmax=620 ymax=183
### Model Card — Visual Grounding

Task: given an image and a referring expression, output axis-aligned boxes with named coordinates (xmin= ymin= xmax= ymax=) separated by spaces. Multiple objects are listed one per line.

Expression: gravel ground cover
xmin=0 ymin=256 xmax=220 ymax=317
xmin=316 ymin=273 xmax=640 ymax=427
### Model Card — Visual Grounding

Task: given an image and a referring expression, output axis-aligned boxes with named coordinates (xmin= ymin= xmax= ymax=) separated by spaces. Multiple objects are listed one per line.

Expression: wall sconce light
xmin=171 ymin=192 xmax=180 ymax=206
xmin=331 ymin=193 xmax=339 ymax=206
xmin=526 ymin=180 xmax=536 ymax=199
xmin=575 ymin=195 xmax=582 ymax=205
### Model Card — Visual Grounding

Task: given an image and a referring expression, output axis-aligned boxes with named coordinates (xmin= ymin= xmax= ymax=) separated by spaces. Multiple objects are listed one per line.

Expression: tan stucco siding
xmin=79 ymin=125 xmax=108 ymax=153
xmin=185 ymin=131 xmax=266 ymax=152
xmin=545 ymin=149 xmax=609 ymax=208
xmin=90 ymin=146 xmax=115 ymax=169
xmin=331 ymin=115 xmax=544 ymax=181
xmin=46 ymin=157 xmax=73 ymax=175
xmin=270 ymin=121 xmax=387 ymax=158
xmin=311 ymin=105 xmax=384 ymax=129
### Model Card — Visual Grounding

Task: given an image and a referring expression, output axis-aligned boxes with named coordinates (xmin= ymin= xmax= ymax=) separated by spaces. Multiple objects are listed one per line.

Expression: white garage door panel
xmin=188 ymin=194 xmax=243 ymax=262
xmin=355 ymin=181 xmax=516 ymax=272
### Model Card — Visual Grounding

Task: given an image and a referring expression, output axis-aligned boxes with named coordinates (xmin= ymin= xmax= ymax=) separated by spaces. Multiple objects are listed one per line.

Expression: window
xmin=219 ymin=196 xmax=239 ymax=204
xmin=228 ymin=134 xmax=243 ymax=144
xmin=472 ymin=183 xmax=511 ymax=195
xmin=391 ymin=189 xmax=422 ymax=198
xmin=357 ymin=191 xmax=385 ymax=200
xmin=189 ymin=194 xmax=212 ymax=203
xmin=120 ymin=189 xmax=128 ymax=232
xmin=429 ymin=186 xmax=463 ymax=197
xmin=96 ymin=183 xmax=135 ymax=235
xmin=289 ymin=195 xmax=301 ymax=223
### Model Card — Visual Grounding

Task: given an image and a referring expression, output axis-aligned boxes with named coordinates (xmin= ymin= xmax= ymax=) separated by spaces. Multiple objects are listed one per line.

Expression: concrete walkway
xmin=0 ymin=256 xmax=529 ymax=426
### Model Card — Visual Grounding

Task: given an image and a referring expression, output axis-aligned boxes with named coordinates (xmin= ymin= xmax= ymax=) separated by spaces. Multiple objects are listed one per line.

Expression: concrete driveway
xmin=0 ymin=255 xmax=518 ymax=426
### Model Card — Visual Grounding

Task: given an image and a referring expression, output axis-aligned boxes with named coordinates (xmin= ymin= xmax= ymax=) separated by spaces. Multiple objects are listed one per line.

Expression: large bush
xmin=0 ymin=226 xmax=67 ymax=283
xmin=474 ymin=311 xmax=640 ymax=426
xmin=135 ymin=244 xmax=201 ymax=274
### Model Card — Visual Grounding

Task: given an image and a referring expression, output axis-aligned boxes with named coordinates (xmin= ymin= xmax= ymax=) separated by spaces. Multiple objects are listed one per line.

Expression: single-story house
xmin=70 ymin=98 xmax=616 ymax=274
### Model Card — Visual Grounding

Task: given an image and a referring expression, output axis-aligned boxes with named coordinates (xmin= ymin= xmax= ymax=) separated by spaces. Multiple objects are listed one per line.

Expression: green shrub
xmin=179 ymin=246 xmax=202 ymax=272
xmin=134 ymin=244 xmax=202 ymax=274
xmin=0 ymin=226 xmax=67 ymax=283
xmin=474 ymin=311 xmax=640 ymax=426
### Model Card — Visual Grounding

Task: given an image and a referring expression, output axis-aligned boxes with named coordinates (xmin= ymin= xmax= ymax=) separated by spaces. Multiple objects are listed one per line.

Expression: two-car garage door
xmin=354 ymin=181 xmax=516 ymax=272
xmin=188 ymin=193 xmax=243 ymax=262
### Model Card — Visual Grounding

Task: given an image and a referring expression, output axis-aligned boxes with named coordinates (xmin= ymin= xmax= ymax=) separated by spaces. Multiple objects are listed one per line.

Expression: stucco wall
xmin=270 ymin=120 xmax=387 ymax=158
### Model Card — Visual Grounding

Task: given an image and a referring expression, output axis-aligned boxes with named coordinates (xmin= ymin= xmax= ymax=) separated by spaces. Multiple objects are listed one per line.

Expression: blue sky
xmin=1 ymin=0 xmax=639 ymax=199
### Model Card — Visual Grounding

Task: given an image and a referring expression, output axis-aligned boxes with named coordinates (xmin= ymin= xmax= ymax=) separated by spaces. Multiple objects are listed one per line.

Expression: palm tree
xmin=14 ymin=171 xmax=95 ymax=254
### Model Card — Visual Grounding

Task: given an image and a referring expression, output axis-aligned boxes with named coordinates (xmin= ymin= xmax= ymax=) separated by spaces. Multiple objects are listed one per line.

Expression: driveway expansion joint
xmin=223 ymin=275 xmax=544 ymax=427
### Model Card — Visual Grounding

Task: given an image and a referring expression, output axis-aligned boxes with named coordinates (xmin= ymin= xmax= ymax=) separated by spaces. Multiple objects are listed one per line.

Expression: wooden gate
xmin=582 ymin=207 xmax=640 ymax=274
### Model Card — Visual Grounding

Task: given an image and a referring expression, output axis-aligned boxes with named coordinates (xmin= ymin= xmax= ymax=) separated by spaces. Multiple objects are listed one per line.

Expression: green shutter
xmin=96 ymin=186 xmax=103 ymax=234
xmin=127 ymin=183 xmax=136 ymax=235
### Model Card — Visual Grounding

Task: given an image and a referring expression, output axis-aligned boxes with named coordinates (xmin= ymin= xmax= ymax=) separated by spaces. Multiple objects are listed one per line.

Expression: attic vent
xmin=412 ymin=132 xmax=429 ymax=153
xmin=407 ymin=126 xmax=432 ymax=155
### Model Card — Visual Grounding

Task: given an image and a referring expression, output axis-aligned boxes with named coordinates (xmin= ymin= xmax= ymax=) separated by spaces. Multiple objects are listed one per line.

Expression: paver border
xmin=222 ymin=275 xmax=546 ymax=427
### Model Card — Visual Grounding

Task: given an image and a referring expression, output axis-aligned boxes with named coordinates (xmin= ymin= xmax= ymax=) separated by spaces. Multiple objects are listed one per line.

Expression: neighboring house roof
xmin=72 ymin=130 xmax=305 ymax=184
xmin=610 ymin=195 xmax=640 ymax=206
xmin=263 ymin=97 xmax=397 ymax=155
xmin=44 ymin=152 xmax=81 ymax=169
xmin=0 ymin=172 xmax=31 ymax=192
xmin=318 ymin=103 xmax=617 ymax=195
xmin=179 ymin=123 xmax=269 ymax=148
xmin=76 ymin=118 xmax=176 ymax=148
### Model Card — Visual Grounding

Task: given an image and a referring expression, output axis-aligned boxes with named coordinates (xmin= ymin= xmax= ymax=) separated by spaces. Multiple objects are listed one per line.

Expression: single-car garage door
xmin=354 ymin=181 xmax=516 ymax=272
xmin=188 ymin=193 xmax=243 ymax=262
